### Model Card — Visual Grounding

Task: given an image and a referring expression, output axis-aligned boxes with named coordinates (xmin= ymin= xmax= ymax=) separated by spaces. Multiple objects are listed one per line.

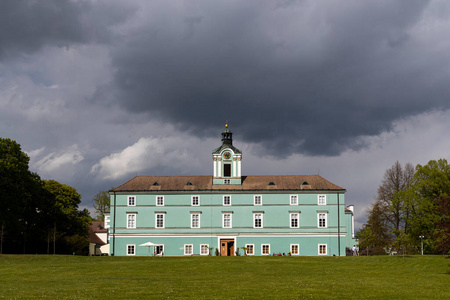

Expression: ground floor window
xmin=184 ymin=244 xmax=193 ymax=255
xmin=200 ymin=244 xmax=209 ymax=255
xmin=245 ymin=244 xmax=254 ymax=255
xmin=155 ymin=245 xmax=164 ymax=255
xmin=261 ymin=244 xmax=270 ymax=255
xmin=127 ymin=244 xmax=135 ymax=256
xmin=290 ymin=244 xmax=299 ymax=255
xmin=318 ymin=244 xmax=327 ymax=255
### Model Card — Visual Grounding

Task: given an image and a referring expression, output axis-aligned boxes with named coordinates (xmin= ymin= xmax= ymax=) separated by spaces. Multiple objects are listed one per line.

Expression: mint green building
xmin=109 ymin=125 xmax=356 ymax=256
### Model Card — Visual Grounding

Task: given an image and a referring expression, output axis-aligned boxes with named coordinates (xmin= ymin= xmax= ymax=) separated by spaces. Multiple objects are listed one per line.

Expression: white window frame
xmin=191 ymin=213 xmax=200 ymax=228
xmin=223 ymin=195 xmax=231 ymax=206
xmin=127 ymin=244 xmax=135 ymax=256
xmin=245 ymin=244 xmax=254 ymax=256
xmin=290 ymin=195 xmax=298 ymax=205
xmin=200 ymin=244 xmax=209 ymax=256
xmin=184 ymin=244 xmax=193 ymax=255
xmin=155 ymin=213 xmax=165 ymax=228
xmin=291 ymin=244 xmax=299 ymax=255
xmin=155 ymin=245 xmax=164 ymax=256
xmin=222 ymin=213 xmax=232 ymax=228
xmin=261 ymin=244 xmax=270 ymax=255
xmin=318 ymin=213 xmax=327 ymax=228
xmin=191 ymin=195 xmax=200 ymax=206
xmin=127 ymin=213 xmax=136 ymax=229
xmin=127 ymin=196 xmax=136 ymax=206
xmin=318 ymin=244 xmax=327 ymax=255
xmin=290 ymin=213 xmax=299 ymax=228
xmin=224 ymin=179 xmax=230 ymax=185
xmin=253 ymin=213 xmax=263 ymax=228
xmin=156 ymin=196 xmax=164 ymax=206
xmin=254 ymin=195 xmax=262 ymax=206
xmin=318 ymin=195 xmax=326 ymax=205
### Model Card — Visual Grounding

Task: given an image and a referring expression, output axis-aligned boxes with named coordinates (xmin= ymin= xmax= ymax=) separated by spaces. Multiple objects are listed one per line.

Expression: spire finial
xmin=225 ymin=120 xmax=228 ymax=128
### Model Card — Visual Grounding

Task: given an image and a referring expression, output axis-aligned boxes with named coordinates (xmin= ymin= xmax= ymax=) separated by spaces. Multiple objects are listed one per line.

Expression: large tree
xmin=93 ymin=190 xmax=110 ymax=222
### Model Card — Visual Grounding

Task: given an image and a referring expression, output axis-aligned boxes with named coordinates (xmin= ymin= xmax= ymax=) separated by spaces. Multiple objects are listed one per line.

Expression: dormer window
xmin=186 ymin=181 xmax=193 ymax=186
xmin=153 ymin=181 xmax=160 ymax=186
xmin=268 ymin=181 xmax=276 ymax=186
xmin=224 ymin=179 xmax=230 ymax=184
xmin=223 ymin=164 xmax=231 ymax=177
xmin=302 ymin=181 xmax=309 ymax=186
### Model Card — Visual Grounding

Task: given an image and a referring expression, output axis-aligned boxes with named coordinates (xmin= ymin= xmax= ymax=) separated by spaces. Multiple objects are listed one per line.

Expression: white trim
xmin=290 ymin=195 xmax=298 ymax=205
xmin=191 ymin=195 xmax=200 ymax=206
xmin=200 ymin=244 xmax=209 ymax=256
xmin=223 ymin=195 xmax=231 ymax=206
xmin=114 ymin=233 xmax=346 ymax=238
xmin=127 ymin=196 xmax=136 ymax=206
xmin=261 ymin=244 xmax=270 ymax=255
xmin=245 ymin=244 xmax=254 ymax=256
xmin=156 ymin=195 xmax=164 ymax=206
xmin=222 ymin=213 xmax=232 ymax=228
xmin=126 ymin=244 xmax=135 ymax=256
xmin=155 ymin=245 xmax=164 ymax=256
xmin=290 ymin=244 xmax=299 ymax=255
xmin=184 ymin=244 xmax=193 ymax=255
xmin=126 ymin=213 xmax=136 ymax=229
xmin=155 ymin=213 xmax=165 ymax=228
xmin=318 ymin=244 xmax=327 ymax=255
xmin=290 ymin=212 xmax=299 ymax=228
xmin=254 ymin=195 xmax=262 ymax=206
xmin=253 ymin=213 xmax=263 ymax=228
xmin=318 ymin=212 xmax=327 ymax=228
xmin=318 ymin=194 xmax=326 ymax=205
xmin=191 ymin=213 xmax=200 ymax=228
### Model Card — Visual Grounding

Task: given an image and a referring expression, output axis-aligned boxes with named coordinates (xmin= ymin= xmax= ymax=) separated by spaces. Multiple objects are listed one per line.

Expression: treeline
xmin=358 ymin=160 xmax=450 ymax=255
xmin=0 ymin=138 xmax=91 ymax=255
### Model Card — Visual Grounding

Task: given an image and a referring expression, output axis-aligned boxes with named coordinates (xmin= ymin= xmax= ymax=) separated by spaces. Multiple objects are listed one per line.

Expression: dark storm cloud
xmin=0 ymin=0 xmax=135 ymax=60
xmin=104 ymin=0 xmax=450 ymax=156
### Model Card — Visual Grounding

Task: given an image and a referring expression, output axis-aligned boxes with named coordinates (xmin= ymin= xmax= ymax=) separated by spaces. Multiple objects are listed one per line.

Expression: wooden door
xmin=220 ymin=239 xmax=234 ymax=256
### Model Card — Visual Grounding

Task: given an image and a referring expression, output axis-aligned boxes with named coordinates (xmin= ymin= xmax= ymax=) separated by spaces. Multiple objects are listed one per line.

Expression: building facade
xmin=109 ymin=124 xmax=356 ymax=256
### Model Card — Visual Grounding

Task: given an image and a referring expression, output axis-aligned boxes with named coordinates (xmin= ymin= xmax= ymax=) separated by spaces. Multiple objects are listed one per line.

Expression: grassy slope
xmin=0 ymin=255 xmax=449 ymax=299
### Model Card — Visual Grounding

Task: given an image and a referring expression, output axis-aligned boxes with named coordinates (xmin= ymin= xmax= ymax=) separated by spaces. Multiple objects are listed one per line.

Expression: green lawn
xmin=0 ymin=255 xmax=448 ymax=299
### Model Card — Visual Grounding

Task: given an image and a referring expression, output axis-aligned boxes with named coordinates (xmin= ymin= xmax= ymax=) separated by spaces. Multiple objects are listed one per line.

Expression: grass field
xmin=0 ymin=255 xmax=449 ymax=299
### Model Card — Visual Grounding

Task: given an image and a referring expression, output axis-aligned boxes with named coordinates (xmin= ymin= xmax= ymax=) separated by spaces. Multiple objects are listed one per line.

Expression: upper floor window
xmin=290 ymin=195 xmax=298 ymax=205
xmin=318 ymin=195 xmax=326 ymax=205
xmin=127 ymin=196 xmax=135 ymax=206
xmin=318 ymin=213 xmax=327 ymax=228
xmin=223 ymin=195 xmax=231 ymax=206
xmin=290 ymin=213 xmax=299 ymax=228
xmin=224 ymin=179 xmax=230 ymax=184
xmin=222 ymin=213 xmax=232 ymax=228
xmin=127 ymin=214 xmax=136 ymax=229
xmin=254 ymin=195 xmax=262 ymax=206
xmin=192 ymin=196 xmax=199 ymax=206
xmin=156 ymin=213 xmax=165 ymax=228
xmin=156 ymin=196 xmax=164 ymax=206
xmin=191 ymin=213 xmax=200 ymax=228
xmin=253 ymin=213 xmax=263 ymax=228
xmin=223 ymin=164 xmax=231 ymax=177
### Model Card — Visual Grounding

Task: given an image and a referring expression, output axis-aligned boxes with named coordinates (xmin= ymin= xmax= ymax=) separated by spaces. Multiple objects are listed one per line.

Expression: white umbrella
xmin=139 ymin=242 xmax=162 ymax=256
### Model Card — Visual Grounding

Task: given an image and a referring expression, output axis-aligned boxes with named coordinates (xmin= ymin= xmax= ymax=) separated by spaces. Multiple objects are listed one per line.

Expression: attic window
xmin=268 ymin=181 xmax=276 ymax=186
xmin=186 ymin=181 xmax=194 ymax=186
xmin=152 ymin=181 xmax=160 ymax=186
xmin=302 ymin=181 xmax=309 ymax=185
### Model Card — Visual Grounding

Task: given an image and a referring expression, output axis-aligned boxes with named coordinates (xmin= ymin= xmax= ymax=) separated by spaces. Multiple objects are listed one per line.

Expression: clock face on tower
xmin=223 ymin=152 xmax=231 ymax=159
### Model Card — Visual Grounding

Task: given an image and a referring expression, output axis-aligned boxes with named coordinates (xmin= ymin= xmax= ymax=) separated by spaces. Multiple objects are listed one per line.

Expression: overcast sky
xmin=2 ymin=0 xmax=450 ymax=229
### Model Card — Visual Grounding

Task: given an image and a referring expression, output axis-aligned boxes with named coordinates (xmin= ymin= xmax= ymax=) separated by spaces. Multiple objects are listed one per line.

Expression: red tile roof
xmin=111 ymin=175 xmax=344 ymax=192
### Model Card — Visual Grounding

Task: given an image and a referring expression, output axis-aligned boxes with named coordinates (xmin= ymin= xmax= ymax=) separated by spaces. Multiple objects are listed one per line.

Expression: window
xmin=262 ymin=244 xmax=270 ymax=255
xmin=200 ymin=244 xmax=209 ymax=256
xmin=254 ymin=195 xmax=262 ymax=206
xmin=156 ymin=196 xmax=164 ymax=206
xmin=319 ymin=244 xmax=327 ymax=255
xmin=224 ymin=179 xmax=230 ymax=184
xmin=290 ymin=195 xmax=298 ymax=205
xmin=318 ymin=195 xmax=326 ymax=205
xmin=223 ymin=195 xmax=231 ymax=206
xmin=156 ymin=213 xmax=165 ymax=228
xmin=184 ymin=244 xmax=193 ymax=255
xmin=246 ymin=244 xmax=254 ymax=255
xmin=254 ymin=213 xmax=263 ymax=228
xmin=291 ymin=244 xmax=299 ymax=255
xmin=127 ymin=214 xmax=136 ymax=228
xmin=318 ymin=213 xmax=327 ymax=228
xmin=191 ymin=196 xmax=199 ymax=206
xmin=223 ymin=213 xmax=232 ymax=228
xmin=290 ymin=213 xmax=299 ymax=228
xmin=127 ymin=196 xmax=135 ymax=206
xmin=223 ymin=163 xmax=231 ymax=177
xmin=191 ymin=213 xmax=200 ymax=228
xmin=127 ymin=244 xmax=135 ymax=256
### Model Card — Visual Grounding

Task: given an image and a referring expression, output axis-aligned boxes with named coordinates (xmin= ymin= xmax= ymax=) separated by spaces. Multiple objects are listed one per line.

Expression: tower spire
xmin=221 ymin=121 xmax=232 ymax=145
